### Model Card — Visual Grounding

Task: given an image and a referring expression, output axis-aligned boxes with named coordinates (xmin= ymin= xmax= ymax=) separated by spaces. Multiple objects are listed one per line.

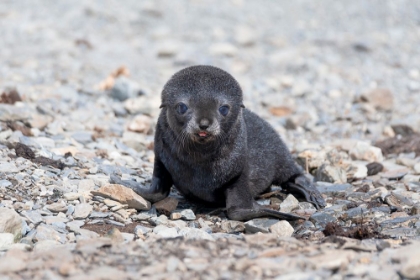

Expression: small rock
xmin=63 ymin=192 xmax=80 ymax=201
xmin=411 ymin=204 xmax=420 ymax=215
xmin=110 ymin=77 xmax=142 ymax=101
xmin=21 ymin=210 xmax=43 ymax=225
xmin=128 ymin=114 xmax=153 ymax=134
xmin=0 ymin=233 xmax=15 ymax=249
xmin=349 ymin=141 xmax=383 ymax=162
xmin=91 ymin=184 xmax=151 ymax=210
xmin=209 ymin=43 xmax=237 ymax=56
xmin=153 ymin=197 xmax=179 ymax=215
xmin=0 ymin=256 xmax=26 ymax=273
xmin=153 ymin=225 xmax=179 ymax=238
xmin=0 ymin=208 xmax=22 ymax=242
xmin=220 ymin=220 xmax=245 ymax=233
xmin=46 ymin=201 xmax=68 ymax=213
xmin=134 ymin=225 xmax=152 ymax=237
xmin=269 ymin=221 xmax=294 ymax=237
xmin=150 ymin=215 xmax=168 ymax=226
xmin=310 ymin=212 xmax=337 ymax=227
xmin=178 ymin=228 xmax=214 ymax=240
xmin=244 ymin=219 xmax=279 ymax=234
xmin=361 ymin=88 xmax=393 ymax=111
xmin=414 ymin=163 xmax=420 ymax=174
xmin=179 ymin=209 xmax=196 ymax=221
xmin=279 ymin=194 xmax=299 ymax=213
xmin=34 ymin=224 xmax=63 ymax=242
xmin=315 ymin=164 xmax=347 ymax=184
xmin=105 ymin=228 xmax=124 ymax=243
xmin=73 ymin=203 xmax=93 ymax=219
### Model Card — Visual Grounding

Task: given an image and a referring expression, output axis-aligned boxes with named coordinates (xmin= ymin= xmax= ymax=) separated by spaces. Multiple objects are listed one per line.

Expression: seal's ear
xmin=159 ymin=104 xmax=166 ymax=109
xmin=240 ymin=104 xmax=245 ymax=108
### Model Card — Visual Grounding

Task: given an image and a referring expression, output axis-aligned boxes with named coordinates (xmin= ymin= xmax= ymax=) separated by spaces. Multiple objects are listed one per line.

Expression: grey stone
xmin=316 ymin=183 xmax=353 ymax=195
xmin=34 ymin=224 xmax=64 ymax=243
xmin=46 ymin=202 xmax=68 ymax=213
xmin=179 ymin=209 xmax=196 ymax=221
xmin=21 ymin=210 xmax=43 ymax=225
xmin=134 ymin=225 xmax=152 ymax=237
xmin=221 ymin=220 xmax=246 ymax=233
xmin=89 ymin=211 xmax=110 ymax=218
xmin=0 ymin=208 xmax=22 ymax=242
xmin=0 ymin=233 xmax=15 ymax=249
xmin=66 ymin=220 xmax=85 ymax=233
xmin=110 ymin=77 xmax=142 ymax=101
xmin=71 ymin=131 xmax=93 ymax=144
xmin=269 ymin=221 xmax=294 ymax=237
xmin=0 ymin=180 xmax=12 ymax=187
xmin=310 ymin=212 xmax=337 ymax=227
xmin=244 ymin=219 xmax=279 ymax=233
xmin=315 ymin=164 xmax=347 ymax=184
xmin=178 ymin=227 xmax=214 ymax=240
xmin=153 ymin=225 xmax=180 ymax=238
xmin=279 ymin=194 xmax=299 ymax=213
xmin=150 ymin=215 xmax=168 ymax=226
xmin=73 ymin=203 xmax=93 ymax=219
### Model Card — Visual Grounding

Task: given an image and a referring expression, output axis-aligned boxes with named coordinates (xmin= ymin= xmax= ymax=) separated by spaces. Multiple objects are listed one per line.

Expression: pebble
xmin=73 ymin=203 xmax=93 ymax=219
xmin=153 ymin=225 xmax=179 ymax=238
xmin=221 ymin=220 xmax=246 ymax=233
xmin=244 ymin=219 xmax=279 ymax=234
xmin=0 ymin=233 xmax=15 ymax=249
xmin=279 ymin=194 xmax=300 ymax=213
xmin=0 ymin=208 xmax=23 ymax=241
xmin=91 ymin=184 xmax=151 ymax=211
xmin=269 ymin=221 xmax=294 ymax=237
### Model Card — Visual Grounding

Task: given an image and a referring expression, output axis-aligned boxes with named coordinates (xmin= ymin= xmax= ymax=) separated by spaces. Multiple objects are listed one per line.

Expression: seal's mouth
xmin=191 ymin=131 xmax=214 ymax=143
xmin=198 ymin=131 xmax=208 ymax=138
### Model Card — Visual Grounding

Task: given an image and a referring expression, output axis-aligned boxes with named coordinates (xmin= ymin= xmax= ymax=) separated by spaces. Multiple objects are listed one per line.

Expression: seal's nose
xmin=199 ymin=118 xmax=210 ymax=130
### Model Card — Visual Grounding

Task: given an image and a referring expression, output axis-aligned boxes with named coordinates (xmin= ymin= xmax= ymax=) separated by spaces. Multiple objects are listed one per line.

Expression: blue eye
xmin=177 ymin=103 xmax=188 ymax=114
xmin=219 ymin=105 xmax=230 ymax=116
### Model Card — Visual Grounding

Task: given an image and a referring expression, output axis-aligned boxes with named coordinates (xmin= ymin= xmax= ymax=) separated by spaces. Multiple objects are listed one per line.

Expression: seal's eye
xmin=177 ymin=103 xmax=188 ymax=114
xmin=219 ymin=105 xmax=230 ymax=116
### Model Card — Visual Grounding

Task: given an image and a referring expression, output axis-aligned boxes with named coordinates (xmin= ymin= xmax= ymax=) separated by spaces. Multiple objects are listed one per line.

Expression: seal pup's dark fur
xmin=111 ymin=65 xmax=325 ymax=221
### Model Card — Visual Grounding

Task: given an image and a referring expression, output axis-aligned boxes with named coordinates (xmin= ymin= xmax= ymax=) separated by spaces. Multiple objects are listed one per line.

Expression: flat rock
xmin=310 ymin=212 xmax=337 ymax=227
xmin=153 ymin=225 xmax=180 ymax=238
xmin=91 ymin=184 xmax=150 ymax=210
xmin=221 ymin=220 xmax=246 ymax=233
xmin=279 ymin=194 xmax=299 ymax=213
xmin=153 ymin=197 xmax=178 ymax=215
xmin=315 ymin=164 xmax=347 ymax=183
xmin=46 ymin=202 xmax=68 ymax=213
xmin=34 ymin=224 xmax=63 ymax=243
xmin=178 ymin=228 xmax=214 ymax=240
xmin=0 ymin=208 xmax=22 ymax=242
xmin=269 ymin=221 xmax=295 ymax=237
xmin=21 ymin=210 xmax=43 ymax=225
xmin=244 ymin=219 xmax=279 ymax=234
xmin=73 ymin=203 xmax=93 ymax=219
xmin=0 ymin=233 xmax=15 ymax=249
xmin=349 ymin=141 xmax=383 ymax=162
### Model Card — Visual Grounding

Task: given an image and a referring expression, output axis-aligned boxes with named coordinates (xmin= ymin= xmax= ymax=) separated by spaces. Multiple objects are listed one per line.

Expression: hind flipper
xmin=282 ymin=174 xmax=326 ymax=209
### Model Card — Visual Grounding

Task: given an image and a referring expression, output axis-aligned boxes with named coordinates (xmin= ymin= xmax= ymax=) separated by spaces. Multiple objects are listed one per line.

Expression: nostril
xmin=199 ymin=124 xmax=209 ymax=130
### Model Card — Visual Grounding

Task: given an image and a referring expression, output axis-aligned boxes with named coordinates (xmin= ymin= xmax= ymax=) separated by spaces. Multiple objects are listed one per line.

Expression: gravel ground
xmin=1 ymin=1 xmax=420 ymax=279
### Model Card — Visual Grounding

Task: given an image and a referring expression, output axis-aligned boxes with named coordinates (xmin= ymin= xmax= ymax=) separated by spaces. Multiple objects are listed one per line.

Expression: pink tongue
xmin=199 ymin=132 xmax=207 ymax=137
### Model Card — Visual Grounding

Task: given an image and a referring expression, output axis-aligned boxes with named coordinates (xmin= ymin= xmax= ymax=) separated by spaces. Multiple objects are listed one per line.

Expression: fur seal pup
xmin=111 ymin=65 xmax=326 ymax=221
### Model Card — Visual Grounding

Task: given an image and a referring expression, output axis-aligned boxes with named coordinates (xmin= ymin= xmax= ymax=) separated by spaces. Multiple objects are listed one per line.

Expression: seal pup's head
xmin=161 ymin=65 xmax=244 ymax=144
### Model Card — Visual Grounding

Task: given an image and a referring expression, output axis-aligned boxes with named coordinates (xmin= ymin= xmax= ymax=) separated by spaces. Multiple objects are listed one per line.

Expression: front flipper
xmin=225 ymin=173 xmax=305 ymax=221
xmin=282 ymin=174 xmax=326 ymax=209
xmin=110 ymin=159 xmax=172 ymax=203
